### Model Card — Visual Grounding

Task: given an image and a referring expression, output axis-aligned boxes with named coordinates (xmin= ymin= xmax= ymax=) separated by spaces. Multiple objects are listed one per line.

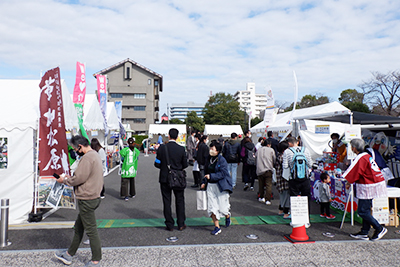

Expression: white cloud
xmin=0 ymin=0 xmax=400 ymax=116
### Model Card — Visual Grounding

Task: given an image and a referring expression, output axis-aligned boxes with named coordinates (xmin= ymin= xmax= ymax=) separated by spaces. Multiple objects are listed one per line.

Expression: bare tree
xmin=360 ymin=71 xmax=400 ymax=116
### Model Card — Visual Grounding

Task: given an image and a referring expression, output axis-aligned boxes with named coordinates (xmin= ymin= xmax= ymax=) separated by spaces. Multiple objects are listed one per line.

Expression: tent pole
xmin=350 ymin=112 xmax=353 ymax=126
xmin=34 ymin=120 xmax=40 ymax=214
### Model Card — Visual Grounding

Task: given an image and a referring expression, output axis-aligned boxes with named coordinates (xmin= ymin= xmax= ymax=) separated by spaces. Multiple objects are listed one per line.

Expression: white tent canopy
xmin=0 ymin=79 xmax=78 ymax=224
xmin=106 ymin=102 xmax=120 ymax=130
xmin=203 ymin=125 xmax=244 ymax=137
xmin=251 ymin=102 xmax=351 ymax=133
xmin=148 ymin=124 xmax=187 ymax=136
xmin=83 ymin=94 xmax=105 ymax=130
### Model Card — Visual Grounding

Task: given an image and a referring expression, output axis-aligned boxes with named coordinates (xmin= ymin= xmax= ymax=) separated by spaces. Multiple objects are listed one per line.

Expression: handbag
xmin=272 ymin=168 xmax=277 ymax=183
xmin=165 ymin=145 xmax=187 ymax=189
xmin=196 ymin=190 xmax=207 ymax=210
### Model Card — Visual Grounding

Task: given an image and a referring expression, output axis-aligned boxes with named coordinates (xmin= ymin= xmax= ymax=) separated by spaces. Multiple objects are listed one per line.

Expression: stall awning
xmin=203 ymin=125 xmax=244 ymax=136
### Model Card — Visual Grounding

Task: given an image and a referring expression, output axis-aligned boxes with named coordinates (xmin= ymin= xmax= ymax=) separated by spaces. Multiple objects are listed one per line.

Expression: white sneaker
xmin=265 ymin=201 xmax=272 ymax=205
xmin=258 ymin=198 xmax=265 ymax=203
xmin=83 ymin=239 xmax=90 ymax=245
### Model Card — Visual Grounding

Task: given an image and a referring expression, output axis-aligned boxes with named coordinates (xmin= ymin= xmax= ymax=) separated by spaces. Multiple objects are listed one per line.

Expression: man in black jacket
xmin=155 ymin=128 xmax=188 ymax=231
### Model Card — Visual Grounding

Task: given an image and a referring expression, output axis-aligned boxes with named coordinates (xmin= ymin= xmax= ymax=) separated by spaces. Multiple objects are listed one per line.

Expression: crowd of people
xmin=53 ymin=128 xmax=390 ymax=266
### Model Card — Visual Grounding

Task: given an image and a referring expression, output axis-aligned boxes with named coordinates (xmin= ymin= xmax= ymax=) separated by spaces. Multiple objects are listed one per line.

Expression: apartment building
xmin=170 ymin=102 xmax=204 ymax=121
xmin=234 ymin=82 xmax=267 ymax=118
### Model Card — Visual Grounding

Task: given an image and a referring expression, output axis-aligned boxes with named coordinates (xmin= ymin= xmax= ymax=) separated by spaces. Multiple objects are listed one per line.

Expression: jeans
xmin=68 ymin=198 xmax=102 ymax=261
xmin=227 ymin=163 xmax=238 ymax=187
xmin=358 ymin=199 xmax=383 ymax=234
xmin=243 ymin=164 xmax=256 ymax=187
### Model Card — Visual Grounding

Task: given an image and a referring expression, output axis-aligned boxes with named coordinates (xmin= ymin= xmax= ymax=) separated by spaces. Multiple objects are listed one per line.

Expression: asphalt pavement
xmin=1 ymin=153 xmax=400 ymax=266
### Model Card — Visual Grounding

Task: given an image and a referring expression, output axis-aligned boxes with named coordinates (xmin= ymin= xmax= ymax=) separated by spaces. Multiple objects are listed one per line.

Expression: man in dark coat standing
xmin=155 ymin=128 xmax=188 ymax=231
xmin=267 ymin=131 xmax=279 ymax=156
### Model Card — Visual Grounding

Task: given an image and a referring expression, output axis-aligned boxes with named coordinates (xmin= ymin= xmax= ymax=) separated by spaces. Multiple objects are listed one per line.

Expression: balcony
xmin=155 ymin=95 xmax=159 ymax=100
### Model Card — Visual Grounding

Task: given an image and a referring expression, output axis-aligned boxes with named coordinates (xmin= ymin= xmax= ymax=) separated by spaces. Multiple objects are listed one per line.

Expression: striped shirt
xmin=343 ymin=152 xmax=387 ymax=199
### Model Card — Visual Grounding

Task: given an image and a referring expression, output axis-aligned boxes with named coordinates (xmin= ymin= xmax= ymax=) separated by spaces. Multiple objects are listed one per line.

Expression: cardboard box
xmin=385 ymin=214 xmax=399 ymax=227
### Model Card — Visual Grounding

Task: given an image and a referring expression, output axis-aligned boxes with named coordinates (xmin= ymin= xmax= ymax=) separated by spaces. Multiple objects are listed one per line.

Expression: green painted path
xmin=96 ymin=213 xmax=353 ymax=229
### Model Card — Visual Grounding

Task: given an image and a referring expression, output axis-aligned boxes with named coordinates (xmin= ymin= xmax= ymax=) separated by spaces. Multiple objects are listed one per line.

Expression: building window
xmin=133 ymin=118 xmax=146 ymax=124
xmin=148 ymin=79 xmax=152 ymax=85
xmin=110 ymin=93 xmax=123 ymax=98
xmin=154 ymin=80 xmax=159 ymax=87
xmin=133 ymin=93 xmax=146 ymax=99
xmin=133 ymin=106 xmax=146 ymax=111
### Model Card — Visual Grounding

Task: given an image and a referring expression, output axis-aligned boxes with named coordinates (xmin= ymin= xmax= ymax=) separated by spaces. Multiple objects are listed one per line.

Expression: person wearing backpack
xmin=282 ymin=136 xmax=312 ymax=203
xmin=222 ymin=132 xmax=241 ymax=189
xmin=240 ymin=137 xmax=257 ymax=191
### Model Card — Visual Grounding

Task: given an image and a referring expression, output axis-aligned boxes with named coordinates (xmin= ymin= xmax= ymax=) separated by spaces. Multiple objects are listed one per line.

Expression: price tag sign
xmin=290 ymin=196 xmax=310 ymax=225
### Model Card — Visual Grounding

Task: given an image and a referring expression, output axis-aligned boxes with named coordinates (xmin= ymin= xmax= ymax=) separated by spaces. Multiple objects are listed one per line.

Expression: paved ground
xmin=1 ymin=153 xmax=400 ymax=266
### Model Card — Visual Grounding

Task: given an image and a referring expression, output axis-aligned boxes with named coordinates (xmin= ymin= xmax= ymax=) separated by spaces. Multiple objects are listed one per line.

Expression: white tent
xmin=251 ymin=102 xmax=351 ymax=134
xmin=203 ymin=124 xmax=244 ymax=137
xmin=106 ymin=102 xmax=120 ymax=130
xmin=148 ymin=124 xmax=186 ymax=136
xmin=83 ymin=94 xmax=105 ymax=131
xmin=0 ymin=79 xmax=78 ymax=224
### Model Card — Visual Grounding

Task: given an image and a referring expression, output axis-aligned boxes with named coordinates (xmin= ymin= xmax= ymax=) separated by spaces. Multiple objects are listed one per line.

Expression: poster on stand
xmin=372 ymin=197 xmax=389 ymax=224
xmin=0 ymin=137 xmax=8 ymax=169
xmin=46 ymin=181 xmax=65 ymax=208
xmin=290 ymin=196 xmax=310 ymax=225
xmin=38 ymin=177 xmax=76 ymax=209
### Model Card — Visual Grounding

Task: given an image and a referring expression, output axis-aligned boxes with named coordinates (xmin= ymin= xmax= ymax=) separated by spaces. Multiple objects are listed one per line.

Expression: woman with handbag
xmin=200 ymin=140 xmax=233 ymax=235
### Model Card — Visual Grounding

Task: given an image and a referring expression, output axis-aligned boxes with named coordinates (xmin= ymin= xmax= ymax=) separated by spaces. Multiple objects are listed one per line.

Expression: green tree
xmin=338 ymin=89 xmax=370 ymax=113
xmin=169 ymin=118 xmax=184 ymax=124
xmin=251 ymin=117 xmax=262 ymax=127
xmin=185 ymin=111 xmax=205 ymax=132
xmin=203 ymin=92 xmax=246 ymax=129
xmin=298 ymin=94 xmax=329 ymax=108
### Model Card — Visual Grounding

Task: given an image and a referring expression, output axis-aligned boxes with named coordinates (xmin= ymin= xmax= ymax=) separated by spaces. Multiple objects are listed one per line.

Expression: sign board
xmin=315 ymin=125 xmax=330 ymax=134
xmin=345 ymin=125 xmax=362 ymax=160
xmin=290 ymin=196 xmax=310 ymax=225
xmin=372 ymin=197 xmax=389 ymax=224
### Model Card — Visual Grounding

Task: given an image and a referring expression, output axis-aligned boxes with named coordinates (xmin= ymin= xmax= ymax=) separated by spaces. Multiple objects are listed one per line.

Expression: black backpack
xmin=246 ymin=148 xmax=256 ymax=166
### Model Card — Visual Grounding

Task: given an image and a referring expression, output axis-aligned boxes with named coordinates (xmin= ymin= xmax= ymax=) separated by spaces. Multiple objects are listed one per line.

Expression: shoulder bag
xmin=165 ymin=145 xmax=187 ymax=189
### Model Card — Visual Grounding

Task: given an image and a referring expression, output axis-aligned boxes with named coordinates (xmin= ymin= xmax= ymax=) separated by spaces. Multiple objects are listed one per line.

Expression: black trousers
xmin=320 ymin=202 xmax=331 ymax=216
xmin=193 ymin=171 xmax=201 ymax=185
xmin=120 ymin=177 xmax=135 ymax=197
xmin=289 ymin=178 xmax=311 ymax=213
xmin=160 ymin=182 xmax=186 ymax=229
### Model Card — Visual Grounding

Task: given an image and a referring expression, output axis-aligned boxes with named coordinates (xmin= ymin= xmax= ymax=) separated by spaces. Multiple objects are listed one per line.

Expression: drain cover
xmin=322 ymin=232 xmax=335 ymax=238
xmin=166 ymin=236 xmax=178 ymax=242
xmin=246 ymin=234 xmax=259 ymax=240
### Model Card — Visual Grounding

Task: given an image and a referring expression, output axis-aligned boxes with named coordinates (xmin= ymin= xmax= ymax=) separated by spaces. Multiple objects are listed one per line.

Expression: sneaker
xmin=326 ymin=214 xmax=336 ymax=219
xmin=283 ymin=214 xmax=291 ymax=219
xmin=83 ymin=239 xmax=90 ymax=245
xmin=265 ymin=201 xmax=272 ymax=205
xmin=225 ymin=216 xmax=231 ymax=228
xmin=258 ymin=198 xmax=265 ymax=203
xmin=131 ymin=195 xmax=136 ymax=198
xmin=85 ymin=261 xmax=101 ymax=267
xmin=124 ymin=197 xmax=129 ymax=201
xmin=55 ymin=250 xmax=72 ymax=265
xmin=211 ymin=226 xmax=222 ymax=235
xmin=100 ymin=195 xmax=105 ymax=199
xmin=250 ymin=187 xmax=254 ymax=191
xmin=320 ymin=213 xmax=326 ymax=218
xmin=305 ymin=223 xmax=311 ymax=228
xmin=371 ymin=227 xmax=387 ymax=241
xmin=350 ymin=231 xmax=369 ymax=241
xmin=243 ymin=184 xmax=249 ymax=191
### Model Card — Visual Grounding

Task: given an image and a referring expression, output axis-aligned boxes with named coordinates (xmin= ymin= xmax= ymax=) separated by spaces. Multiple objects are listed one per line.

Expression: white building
xmin=170 ymin=102 xmax=204 ymax=121
xmin=234 ymin=82 xmax=267 ymax=118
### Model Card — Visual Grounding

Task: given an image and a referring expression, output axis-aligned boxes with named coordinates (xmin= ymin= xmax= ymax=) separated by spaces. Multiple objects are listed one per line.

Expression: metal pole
xmin=0 ymin=198 xmax=12 ymax=247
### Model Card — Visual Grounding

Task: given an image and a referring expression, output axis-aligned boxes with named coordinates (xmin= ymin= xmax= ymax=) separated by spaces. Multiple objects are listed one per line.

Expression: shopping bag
xmin=272 ymin=168 xmax=277 ymax=183
xmin=196 ymin=190 xmax=207 ymax=210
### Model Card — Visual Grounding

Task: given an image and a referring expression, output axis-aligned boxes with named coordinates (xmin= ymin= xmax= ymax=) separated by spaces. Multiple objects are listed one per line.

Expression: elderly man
xmin=54 ymin=135 xmax=103 ymax=267
xmin=343 ymin=138 xmax=388 ymax=241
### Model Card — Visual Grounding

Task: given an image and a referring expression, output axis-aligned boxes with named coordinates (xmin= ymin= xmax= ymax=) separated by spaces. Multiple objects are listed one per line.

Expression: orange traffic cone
xmin=284 ymin=224 xmax=315 ymax=244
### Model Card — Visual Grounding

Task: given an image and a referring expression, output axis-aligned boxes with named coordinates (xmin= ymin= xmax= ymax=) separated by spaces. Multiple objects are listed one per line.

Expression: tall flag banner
xmin=97 ymin=74 xmax=108 ymax=136
xmin=72 ymin=62 xmax=89 ymax=141
xmin=72 ymin=62 xmax=86 ymax=104
xmin=39 ymin=67 xmax=70 ymax=176
xmin=288 ymin=70 xmax=299 ymax=124
xmin=263 ymin=88 xmax=276 ymax=124
xmin=114 ymin=100 xmax=126 ymax=137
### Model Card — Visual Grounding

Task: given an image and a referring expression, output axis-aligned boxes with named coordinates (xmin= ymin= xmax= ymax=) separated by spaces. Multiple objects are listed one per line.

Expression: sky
xmin=1 ymin=0 xmax=400 ymax=117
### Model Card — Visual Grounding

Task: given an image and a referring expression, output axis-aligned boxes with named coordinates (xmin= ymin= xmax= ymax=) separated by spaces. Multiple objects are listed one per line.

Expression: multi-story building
xmin=234 ymin=82 xmax=267 ymax=118
xmin=170 ymin=102 xmax=204 ymax=121
xmin=93 ymin=58 xmax=162 ymax=134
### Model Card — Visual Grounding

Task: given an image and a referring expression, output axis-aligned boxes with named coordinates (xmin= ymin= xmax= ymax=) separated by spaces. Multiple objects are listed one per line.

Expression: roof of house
xmin=93 ymin=58 xmax=163 ymax=91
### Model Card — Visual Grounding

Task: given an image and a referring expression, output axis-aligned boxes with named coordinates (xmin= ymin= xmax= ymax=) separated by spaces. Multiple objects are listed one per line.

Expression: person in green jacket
xmin=120 ymin=137 xmax=140 ymax=201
